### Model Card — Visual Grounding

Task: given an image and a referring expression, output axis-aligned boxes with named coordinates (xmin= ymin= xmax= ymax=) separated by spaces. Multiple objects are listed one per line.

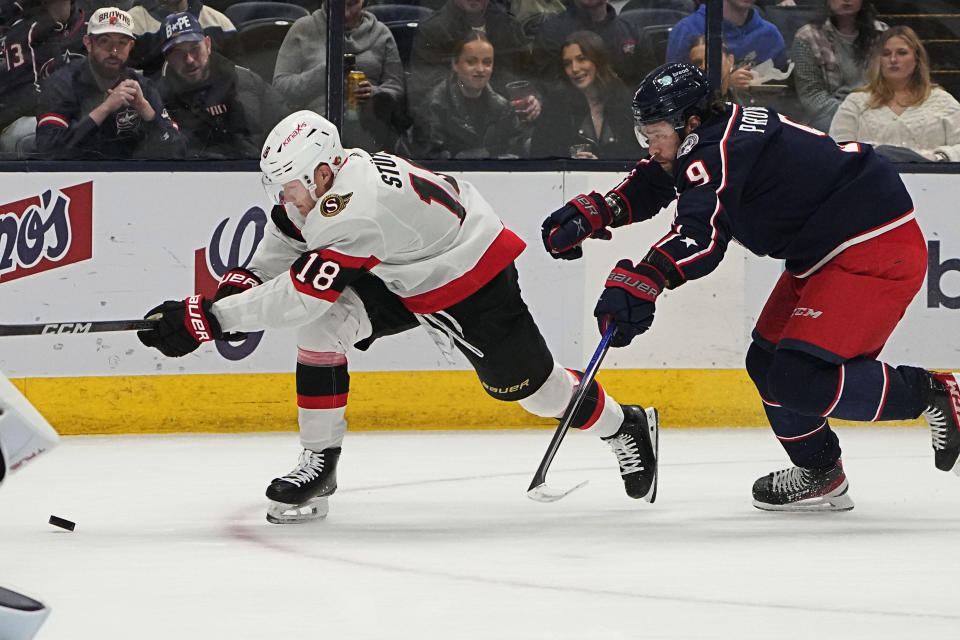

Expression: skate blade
xmin=527 ymin=480 xmax=588 ymax=503
xmin=644 ymin=407 xmax=659 ymax=504
xmin=266 ymin=496 xmax=329 ymax=524
xmin=752 ymin=490 xmax=855 ymax=513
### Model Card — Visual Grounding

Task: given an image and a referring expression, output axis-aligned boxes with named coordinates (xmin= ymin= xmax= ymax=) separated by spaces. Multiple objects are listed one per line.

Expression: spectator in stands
xmin=0 ymin=0 xmax=87 ymax=133
xmin=666 ymin=0 xmax=787 ymax=69
xmin=687 ymin=35 xmax=754 ymax=103
xmin=531 ymin=30 xmax=637 ymax=158
xmin=409 ymin=0 xmax=535 ymax=116
xmin=274 ymin=0 xmax=404 ymax=149
xmin=792 ymin=0 xmax=885 ymax=131
xmin=534 ymin=0 xmax=656 ymax=86
xmin=128 ymin=0 xmax=235 ymax=77
xmin=407 ymin=33 xmax=527 ymax=158
xmin=35 ymin=6 xmax=183 ymax=159
xmin=830 ymin=26 xmax=960 ymax=162
xmin=157 ymin=12 xmax=287 ymax=159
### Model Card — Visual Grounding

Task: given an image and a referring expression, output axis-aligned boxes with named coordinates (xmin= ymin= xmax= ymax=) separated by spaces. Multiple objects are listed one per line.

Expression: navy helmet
xmin=632 ymin=62 xmax=712 ymax=132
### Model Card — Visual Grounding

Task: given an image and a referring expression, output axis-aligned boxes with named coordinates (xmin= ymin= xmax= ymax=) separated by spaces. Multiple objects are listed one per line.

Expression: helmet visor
xmin=261 ymin=173 xmax=285 ymax=205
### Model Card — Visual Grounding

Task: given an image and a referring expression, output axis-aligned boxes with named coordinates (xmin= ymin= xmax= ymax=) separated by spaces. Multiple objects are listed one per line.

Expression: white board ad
xmin=0 ymin=170 xmax=957 ymax=377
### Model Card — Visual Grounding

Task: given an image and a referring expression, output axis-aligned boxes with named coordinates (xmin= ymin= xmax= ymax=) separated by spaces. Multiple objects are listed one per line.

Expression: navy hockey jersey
xmin=611 ymin=104 xmax=915 ymax=285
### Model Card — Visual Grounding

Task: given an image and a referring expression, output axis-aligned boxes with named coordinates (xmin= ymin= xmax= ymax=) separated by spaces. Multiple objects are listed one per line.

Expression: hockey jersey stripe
xmin=399 ymin=227 xmax=525 ymax=314
xmin=297 ymin=349 xmax=348 ymax=366
xmin=38 ymin=113 xmax=68 ymax=128
xmin=794 ymin=208 xmax=916 ymax=279
xmin=296 ymin=393 xmax=348 ymax=409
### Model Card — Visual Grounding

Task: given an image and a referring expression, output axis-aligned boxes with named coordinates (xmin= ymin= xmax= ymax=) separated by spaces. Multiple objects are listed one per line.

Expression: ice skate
xmin=922 ymin=372 xmax=960 ymax=474
xmin=752 ymin=459 xmax=853 ymax=512
xmin=602 ymin=405 xmax=658 ymax=502
xmin=265 ymin=448 xmax=340 ymax=524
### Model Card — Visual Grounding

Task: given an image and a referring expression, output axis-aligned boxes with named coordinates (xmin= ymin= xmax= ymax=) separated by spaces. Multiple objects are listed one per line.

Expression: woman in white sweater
xmin=829 ymin=25 xmax=960 ymax=162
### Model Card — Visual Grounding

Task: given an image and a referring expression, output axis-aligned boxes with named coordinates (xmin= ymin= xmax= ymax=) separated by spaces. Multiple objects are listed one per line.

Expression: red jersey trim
xmin=400 ymin=227 xmax=526 ymax=313
xmin=38 ymin=113 xmax=68 ymax=128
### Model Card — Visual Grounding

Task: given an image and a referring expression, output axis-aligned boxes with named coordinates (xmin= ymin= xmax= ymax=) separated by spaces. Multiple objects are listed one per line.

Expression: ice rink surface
xmin=3 ymin=426 xmax=959 ymax=640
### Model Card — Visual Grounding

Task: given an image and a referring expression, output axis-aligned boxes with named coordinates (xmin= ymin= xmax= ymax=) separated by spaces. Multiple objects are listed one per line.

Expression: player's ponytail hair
xmin=863 ymin=25 xmax=935 ymax=109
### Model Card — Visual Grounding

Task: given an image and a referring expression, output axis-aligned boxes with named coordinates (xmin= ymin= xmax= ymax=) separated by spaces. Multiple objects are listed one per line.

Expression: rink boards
xmin=2 ymin=170 xmax=956 ymax=434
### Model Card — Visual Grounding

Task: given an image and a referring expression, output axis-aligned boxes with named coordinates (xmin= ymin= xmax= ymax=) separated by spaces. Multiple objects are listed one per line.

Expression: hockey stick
xmin=0 ymin=319 xmax=158 ymax=337
xmin=527 ymin=325 xmax=616 ymax=503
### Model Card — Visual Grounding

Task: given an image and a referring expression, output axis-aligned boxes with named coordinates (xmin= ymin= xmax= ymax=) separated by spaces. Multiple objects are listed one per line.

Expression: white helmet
xmin=260 ymin=110 xmax=345 ymax=204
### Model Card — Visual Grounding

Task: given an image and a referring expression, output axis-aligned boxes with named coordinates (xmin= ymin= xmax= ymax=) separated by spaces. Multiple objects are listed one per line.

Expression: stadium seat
xmin=618 ymin=8 xmax=689 ymax=34
xmin=367 ymin=4 xmax=434 ymax=66
xmin=620 ymin=0 xmax=694 ymax=14
xmin=640 ymin=23 xmax=674 ymax=66
xmin=234 ymin=19 xmax=294 ymax=83
xmin=225 ymin=1 xmax=309 ymax=28
xmin=760 ymin=5 xmax=819 ymax=49
xmin=366 ymin=3 xmax=434 ymax=25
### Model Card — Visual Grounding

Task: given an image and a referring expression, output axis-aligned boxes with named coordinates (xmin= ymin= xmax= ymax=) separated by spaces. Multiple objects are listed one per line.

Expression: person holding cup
xmin=531 ymin=30 xmax=638 ymax=159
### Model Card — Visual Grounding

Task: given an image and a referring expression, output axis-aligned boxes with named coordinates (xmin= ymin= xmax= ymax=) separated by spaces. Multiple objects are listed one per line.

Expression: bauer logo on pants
xmin=0 ymin=181 xmax=93 ymax=284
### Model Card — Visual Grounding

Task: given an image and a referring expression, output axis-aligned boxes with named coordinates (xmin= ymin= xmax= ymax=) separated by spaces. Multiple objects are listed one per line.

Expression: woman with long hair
xmin=530 ymin=30 xmax=639 ymax=159
xmin=830 ymin=25 xmax=960 ymax=162
xmin=408 ymin=32 xmax=528 ymax=159
xmin=792 ymin=0 xmax=885 ymax=131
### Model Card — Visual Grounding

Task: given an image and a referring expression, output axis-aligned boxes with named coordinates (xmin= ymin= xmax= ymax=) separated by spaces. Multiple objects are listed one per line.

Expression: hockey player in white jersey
xmin=0 ymin=371 xmax=59 ymax=638
xmin=138 ymin=110 xmax=659 ymax=523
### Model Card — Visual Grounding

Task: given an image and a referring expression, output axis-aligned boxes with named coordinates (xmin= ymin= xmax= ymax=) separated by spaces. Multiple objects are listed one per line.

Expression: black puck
xmin=48 ymin=515 xmax=75 ymax=531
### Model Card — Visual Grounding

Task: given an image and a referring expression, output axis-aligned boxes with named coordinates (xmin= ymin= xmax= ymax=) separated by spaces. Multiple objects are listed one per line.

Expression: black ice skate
xmin=602 ymin=405 xmax=658 ymax=502
xmin=265 ymin=447 xmax=340 ymax=524
xmin=922 ymin=371 xmax=960 ymax=474
xmin=752 ymin=459 xmax=853 ymax=512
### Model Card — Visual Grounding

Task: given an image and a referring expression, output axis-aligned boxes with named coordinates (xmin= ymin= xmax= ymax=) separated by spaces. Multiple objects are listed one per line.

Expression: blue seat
xmin=760 ymin=5 xmax=819 ymax=49
xmin=366 ymin=3 xmax=433 ymax=26
xmin=367 ymin=5 xmax=434 ymax=66
xmin=225 ymin=2 xmax=309 ymax=28
xmin=235 ymin=19 xmax=295 ymax=82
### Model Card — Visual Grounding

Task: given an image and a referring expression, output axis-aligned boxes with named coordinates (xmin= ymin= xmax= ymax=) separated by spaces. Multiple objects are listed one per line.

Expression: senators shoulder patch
xmin=677 ymin=133 xmax=699 ymax=158
xmin=319 ymin=192 xmax=353 ymax=217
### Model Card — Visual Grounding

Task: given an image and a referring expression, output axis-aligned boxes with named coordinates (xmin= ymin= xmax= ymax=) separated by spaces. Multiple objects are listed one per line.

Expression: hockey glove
xmin=594 ymin=260 xmax=665 ymax=348
xmin=137 ymin=295 xmax=223 ymax=357
xmin=214 ymin=267 xmax=262 ymax=341
xmin=541 ymin=192 xmax=613 ymax=260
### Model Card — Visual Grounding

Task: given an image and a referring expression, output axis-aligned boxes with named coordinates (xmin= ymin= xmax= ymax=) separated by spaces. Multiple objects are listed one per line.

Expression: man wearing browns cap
xmin=35 ymin=6 xmax=184 ymax=159
xmin=157 ymin=11 xmax=287 ymax=159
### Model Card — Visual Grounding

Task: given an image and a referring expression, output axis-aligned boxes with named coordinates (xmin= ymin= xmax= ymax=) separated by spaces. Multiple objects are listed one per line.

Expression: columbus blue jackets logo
xmin=320 ymin=192 xmax=353 ymax=217
xmin=677 ymin=133 xmax=699 ymax=158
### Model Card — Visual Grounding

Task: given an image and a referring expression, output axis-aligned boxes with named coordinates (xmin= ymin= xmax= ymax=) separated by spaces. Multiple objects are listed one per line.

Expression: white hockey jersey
xmin=213 ymin=150 xmax=526 ymax=333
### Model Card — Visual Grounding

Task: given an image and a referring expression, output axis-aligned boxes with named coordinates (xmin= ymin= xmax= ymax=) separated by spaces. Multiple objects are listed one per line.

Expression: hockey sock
xmin=767 ymin=349 xmax=929 ymax=421
xmin=518 ymin=363 xmax=623 ymax=437
xmin=762 ymin=402 xmax=842 ymax=469
xmin=747 ymin=341 xmax=840 ymax=468
xmin=296 ymin=349 xmax=349 ymax=451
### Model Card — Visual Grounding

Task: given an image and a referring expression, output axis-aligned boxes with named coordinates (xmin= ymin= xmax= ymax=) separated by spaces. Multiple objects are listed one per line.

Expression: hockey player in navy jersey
xmin=541 ymin=62 xmax=960 ymax=512
xmin=137 ymin=110 xmax=659 ymax=522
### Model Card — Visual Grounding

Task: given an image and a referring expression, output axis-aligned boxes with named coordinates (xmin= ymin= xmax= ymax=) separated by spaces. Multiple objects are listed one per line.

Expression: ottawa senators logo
xmin=319 ymin=192 xmax=353 ymax=217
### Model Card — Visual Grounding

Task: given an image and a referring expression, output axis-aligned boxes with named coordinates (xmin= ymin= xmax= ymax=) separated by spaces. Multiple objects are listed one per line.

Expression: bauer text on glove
xmin=593 ymin=260 xmax=665 ymax=347
xmin=137 ymin=295 xmax=223 ymax=357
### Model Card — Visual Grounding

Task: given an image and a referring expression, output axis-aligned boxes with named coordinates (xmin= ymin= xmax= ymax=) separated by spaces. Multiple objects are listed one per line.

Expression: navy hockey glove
xmin=541 ymin=192 xmax=613 ymax=260
xmin=138 ymin=295 xmax=223 ymax=357
xmin=594 ymin=260 xmax=665 ymax=347
xmin=214 ymin=267 xmax=261 ymax=341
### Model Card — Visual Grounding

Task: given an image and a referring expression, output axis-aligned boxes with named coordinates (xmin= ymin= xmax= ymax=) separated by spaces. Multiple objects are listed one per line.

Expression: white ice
xmin=3 ymin=427 xmax=959 ymax=640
